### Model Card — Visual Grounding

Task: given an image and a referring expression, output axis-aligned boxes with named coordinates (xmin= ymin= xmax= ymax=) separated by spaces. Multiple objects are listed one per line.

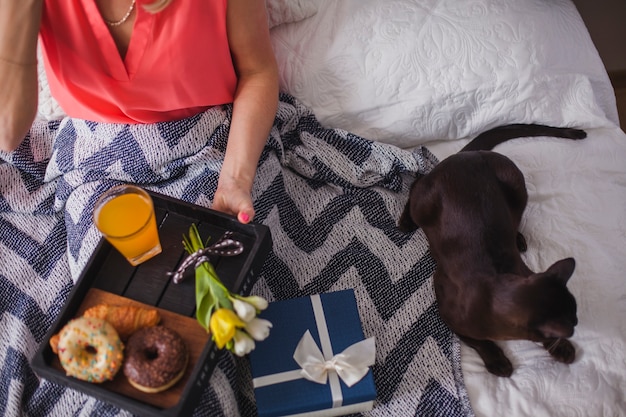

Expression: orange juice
xmin=94 ymin=186 xmax=162 ymax=266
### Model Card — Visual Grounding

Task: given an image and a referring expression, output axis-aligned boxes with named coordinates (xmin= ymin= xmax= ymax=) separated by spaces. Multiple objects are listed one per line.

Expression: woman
xmin=0 ymin=0 xmax=279 ymax=224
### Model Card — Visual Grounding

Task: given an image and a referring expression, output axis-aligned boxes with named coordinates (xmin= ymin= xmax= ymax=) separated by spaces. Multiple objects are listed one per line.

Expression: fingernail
xmin=239 ymin=213 xmax=250 ymax=223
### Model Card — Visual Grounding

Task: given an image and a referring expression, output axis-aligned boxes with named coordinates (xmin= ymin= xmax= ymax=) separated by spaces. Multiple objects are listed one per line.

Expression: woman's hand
xmin=212 ymin=174 xmax=255 ymax=224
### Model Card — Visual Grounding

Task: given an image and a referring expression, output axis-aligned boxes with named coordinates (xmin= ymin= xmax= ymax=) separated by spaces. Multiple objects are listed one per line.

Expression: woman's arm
xmin=211 ymin=0 xmax=279 ymax=223
xmin=0 ymin=0 xmax=43 ymax=152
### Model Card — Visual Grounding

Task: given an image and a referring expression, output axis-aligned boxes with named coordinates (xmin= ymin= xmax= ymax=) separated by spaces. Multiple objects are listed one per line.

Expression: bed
xmin=2 ymin=0 xmax=625 ymax=416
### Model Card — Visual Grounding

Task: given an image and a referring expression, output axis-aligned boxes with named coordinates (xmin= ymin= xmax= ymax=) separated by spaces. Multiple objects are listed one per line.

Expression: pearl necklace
xmin=105 ymin=0 xmax=136 ymax=27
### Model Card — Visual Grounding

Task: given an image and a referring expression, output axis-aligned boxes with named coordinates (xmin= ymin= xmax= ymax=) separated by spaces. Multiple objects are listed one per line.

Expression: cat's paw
xmin=484 ymin=355 xmax=514 ymax=377
xmin=544 ymin=338 xmax=576 ymax=364
xmin=461 ymin=337 xmax=514 ymax=377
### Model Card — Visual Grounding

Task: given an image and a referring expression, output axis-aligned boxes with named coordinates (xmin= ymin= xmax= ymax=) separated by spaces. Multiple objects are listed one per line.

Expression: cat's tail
xmin=460 ymin=124 xmax=586 ymax=152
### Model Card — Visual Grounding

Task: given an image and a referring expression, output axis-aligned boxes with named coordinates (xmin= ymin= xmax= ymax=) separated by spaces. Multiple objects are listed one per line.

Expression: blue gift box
xmin=249 ymin=289 xmax=377 ymax=417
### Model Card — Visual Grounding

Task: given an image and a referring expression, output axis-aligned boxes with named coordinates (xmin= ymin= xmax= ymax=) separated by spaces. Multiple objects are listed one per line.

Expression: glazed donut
xmin=123 ymin=326 xmax=188 ymax=393
xmin=56 ymin=316 xmax=124 ymax=383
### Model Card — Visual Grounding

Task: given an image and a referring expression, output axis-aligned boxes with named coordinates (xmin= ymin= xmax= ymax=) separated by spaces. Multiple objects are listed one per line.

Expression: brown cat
xmin=399 ymin=124 xmax=586 ymax=377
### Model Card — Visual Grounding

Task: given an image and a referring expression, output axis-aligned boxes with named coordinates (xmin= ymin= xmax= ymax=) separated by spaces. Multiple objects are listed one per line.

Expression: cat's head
xmin=522 ymin=258 xmax=578 ymax=341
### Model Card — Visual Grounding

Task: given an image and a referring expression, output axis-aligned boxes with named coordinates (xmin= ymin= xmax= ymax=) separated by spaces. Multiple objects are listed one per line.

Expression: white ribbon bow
xmin=293 ymin=330 xmax=376 ymax=388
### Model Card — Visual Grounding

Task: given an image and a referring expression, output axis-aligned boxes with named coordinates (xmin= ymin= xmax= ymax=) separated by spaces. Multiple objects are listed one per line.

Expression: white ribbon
xmin=293 ymin=330 xmax=376 ymax=388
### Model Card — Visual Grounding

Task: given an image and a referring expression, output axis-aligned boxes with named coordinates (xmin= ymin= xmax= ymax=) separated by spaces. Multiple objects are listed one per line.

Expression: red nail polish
xmin=240 ymin=213 xmax=250 ymax=223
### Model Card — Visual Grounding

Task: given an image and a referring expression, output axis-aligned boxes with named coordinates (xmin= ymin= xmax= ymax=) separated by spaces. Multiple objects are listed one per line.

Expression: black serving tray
xmin=31 ymin=191 xmax=272 ymax=417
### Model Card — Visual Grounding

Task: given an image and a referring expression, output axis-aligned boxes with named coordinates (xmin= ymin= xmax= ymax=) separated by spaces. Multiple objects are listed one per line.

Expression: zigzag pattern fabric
xmin=0 ymin=94 xmax=473 ymax=416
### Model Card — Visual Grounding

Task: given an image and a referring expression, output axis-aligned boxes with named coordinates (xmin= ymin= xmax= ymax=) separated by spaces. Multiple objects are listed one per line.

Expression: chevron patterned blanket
xmin=0 ymin=94 xmax=473 ymax=417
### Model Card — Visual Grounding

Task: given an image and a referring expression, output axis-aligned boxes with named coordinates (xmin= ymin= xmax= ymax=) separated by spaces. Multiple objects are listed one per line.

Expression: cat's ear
xmin=544 ymin=258 xmax=576 ymax=285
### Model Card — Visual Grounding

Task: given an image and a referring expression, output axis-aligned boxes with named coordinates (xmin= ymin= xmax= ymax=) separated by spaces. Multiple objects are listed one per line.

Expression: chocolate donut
xmin=123 ymin=326 xmax=188 ymax=393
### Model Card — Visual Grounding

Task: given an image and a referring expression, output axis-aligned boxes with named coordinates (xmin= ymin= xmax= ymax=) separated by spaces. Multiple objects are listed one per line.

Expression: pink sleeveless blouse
xmin=39 ymin=0 xmax=237 ymax=124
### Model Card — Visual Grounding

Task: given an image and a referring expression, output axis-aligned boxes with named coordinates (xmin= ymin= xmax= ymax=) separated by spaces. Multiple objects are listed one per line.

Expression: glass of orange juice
xmin=93 ymin=185 xmax=162 ymax=266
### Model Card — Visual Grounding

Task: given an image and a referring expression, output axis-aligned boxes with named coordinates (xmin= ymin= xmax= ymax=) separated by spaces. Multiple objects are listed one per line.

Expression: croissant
xmin=83 ymin=304 xmax=161 ymax=340
xmin=50 ymin=334 xmax=60 ymax=354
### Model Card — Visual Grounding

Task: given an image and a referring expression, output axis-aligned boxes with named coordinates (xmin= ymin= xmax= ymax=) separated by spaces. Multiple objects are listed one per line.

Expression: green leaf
xmin=189 ymin=224 xmax=203 ymax=251
xmin=195 ymin=269 xmax=215 ymax=331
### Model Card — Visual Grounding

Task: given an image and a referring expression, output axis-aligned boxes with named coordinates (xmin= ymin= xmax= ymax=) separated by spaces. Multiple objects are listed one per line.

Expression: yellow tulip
xmin=210 ymin=308 xmax=245 ymax=349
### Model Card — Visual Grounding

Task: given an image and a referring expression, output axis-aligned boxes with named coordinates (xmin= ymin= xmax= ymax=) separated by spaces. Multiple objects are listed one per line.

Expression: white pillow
xmin=270 ymin=0 xmax=618 ymax=148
